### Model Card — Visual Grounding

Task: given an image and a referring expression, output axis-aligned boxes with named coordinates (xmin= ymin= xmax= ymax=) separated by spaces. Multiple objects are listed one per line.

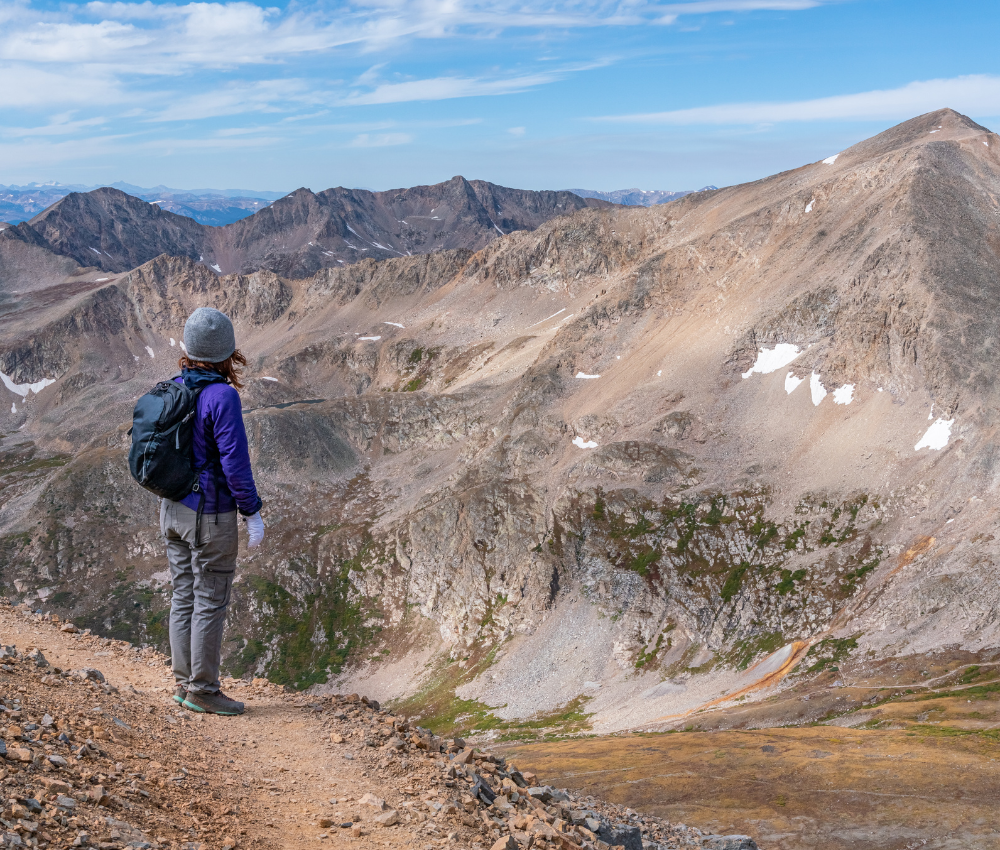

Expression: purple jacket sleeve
xmin=209 ymin=385 xmax=263 ymax=516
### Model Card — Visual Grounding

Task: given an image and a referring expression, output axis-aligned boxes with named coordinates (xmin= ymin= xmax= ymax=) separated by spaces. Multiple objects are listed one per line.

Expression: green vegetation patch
xmin=728 ymin=631 xmax=785 ymax=671
xmin=776 ymin=568 xmax=807 ymax=595
xmin=73 ymin=578 xmax=170 ymax=646
xmin=721 ymin=561 xmax=751 ymax=602
xmin=841 ymin=556 xmax=880 ymax=594
xmin=805 ymin=636 xmax=859 ymax=674
xmin=231 ymin=546 xmax=376 ymax=689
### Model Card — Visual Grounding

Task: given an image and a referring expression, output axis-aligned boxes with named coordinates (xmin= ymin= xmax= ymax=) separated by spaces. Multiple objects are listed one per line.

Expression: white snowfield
xmin=805 ymin=199 xmax=815 ymax=213
xmin=916 ymin=418 xmax=954 ymax=451
xmin=1 ymin=371 xmax=56 ymax=398
xmin=572 ymin=436 xmax=598 ymax=449
xmin=833 ymin=383 xmax=854 ymax=405
xmin=810 ymin=372 xmax=827 ymax=406
xmin=383 ymin=322 xmax=405 ymax=328
xmin=169 ymin=338 xmax=176 ymax=347
xmin=144 ymin=346 xmax=155 ymax=359
xmin=261 ymin=377 xmax=278 ymax=382
xmin=575 ymin=372 xmax=601 ymax=379
xmin=359 ymin=336 xmax=381 ymax=341
xmin=210 ymin=264 xmax=222 ymax=274
xmin=785 ymin=372 xmax=804 ymax=394
xmin=822 ymin=154 xmax=839 ymax=165
xmin=742 ymin=344 xmax=801 ymax=379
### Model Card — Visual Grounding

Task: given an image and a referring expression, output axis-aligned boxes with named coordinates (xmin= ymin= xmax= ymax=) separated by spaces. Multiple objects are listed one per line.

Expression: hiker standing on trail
xmin=132 ymin=307 xmax=264 ymax=716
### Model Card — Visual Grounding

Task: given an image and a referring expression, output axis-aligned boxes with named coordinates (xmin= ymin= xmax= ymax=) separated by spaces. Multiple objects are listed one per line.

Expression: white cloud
xmin=150 ymin=79 xmax=317 ymax=122
xmin=0 ymin=20 xmax=151 ymax=63
xmin=508 ymin=126 xmax=526 ymax=135
xmin=0 ymin=1 xmax=829 ymax=75
xmin=348 ymin=132 xmax=414 ymax=147
xmin=1 ymin=114 xmax=110 ymax=138
xmin=0 ymin=64 xmax=123 ymax=107
xmin=596 ymin=75 xmax=1000 ymax=125
xmin=659 ymin=0 xmax=820 ymax=11
xmin=337 ymin=71 xmax=566 ymax=105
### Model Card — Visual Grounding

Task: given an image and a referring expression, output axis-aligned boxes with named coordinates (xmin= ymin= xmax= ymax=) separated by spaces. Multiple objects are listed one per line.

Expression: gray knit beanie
xmin=183 ymin=307 xmax=236 ymax=363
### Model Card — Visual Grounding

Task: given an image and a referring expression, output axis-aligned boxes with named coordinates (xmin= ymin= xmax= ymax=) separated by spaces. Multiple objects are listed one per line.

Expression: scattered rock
xmin=702 ymin=836 xmax=759 ymax=850
xmin=360 ymin=792 xmax=387 ymax=811
xmin=77 ymin=668 xmax=106 ymax=683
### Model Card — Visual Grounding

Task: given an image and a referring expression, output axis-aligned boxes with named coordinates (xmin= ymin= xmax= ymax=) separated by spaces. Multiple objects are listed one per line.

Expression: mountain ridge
xmin=4 ymin=175 xmax=610 ymax=280
xmin=0 ymin=182 xmax=281 ymax=226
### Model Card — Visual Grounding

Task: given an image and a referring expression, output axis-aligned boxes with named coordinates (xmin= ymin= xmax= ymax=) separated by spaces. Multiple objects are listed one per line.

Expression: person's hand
xmin=246 ymin=512 xmax=265 ymax=548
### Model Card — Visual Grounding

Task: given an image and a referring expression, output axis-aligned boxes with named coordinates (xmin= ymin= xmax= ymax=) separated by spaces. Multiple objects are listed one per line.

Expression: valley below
xmin=508 ymin=723 xmax=1000 ymax=850
xmin=505 ymin=648 xmax=1000 ymax=850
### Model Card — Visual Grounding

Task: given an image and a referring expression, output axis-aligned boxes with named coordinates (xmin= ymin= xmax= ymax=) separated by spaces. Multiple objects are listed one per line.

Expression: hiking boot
xmin=182 ymin=691 xmax=245 ymax=716
xmin=172 ymin=685 xmax=187 ymax=705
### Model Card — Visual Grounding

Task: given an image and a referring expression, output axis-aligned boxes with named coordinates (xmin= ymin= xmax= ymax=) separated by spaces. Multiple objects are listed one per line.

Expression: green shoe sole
xmin=182 ymin=697 xmax=243 ymax=716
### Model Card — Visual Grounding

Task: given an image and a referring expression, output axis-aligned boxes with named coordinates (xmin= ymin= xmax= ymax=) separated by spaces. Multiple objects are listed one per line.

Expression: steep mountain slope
xmin=14 ymin=188 xmax=206 ymax=273
xmin=12 ymin=177 xmax=610 ymax=277
xmin=1 ymin=109 xmax=999 ymax=744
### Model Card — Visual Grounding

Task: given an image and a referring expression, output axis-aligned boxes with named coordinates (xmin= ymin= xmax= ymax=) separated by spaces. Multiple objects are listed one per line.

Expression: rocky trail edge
xmin=0 ymin=600 xmax=757 ymax=850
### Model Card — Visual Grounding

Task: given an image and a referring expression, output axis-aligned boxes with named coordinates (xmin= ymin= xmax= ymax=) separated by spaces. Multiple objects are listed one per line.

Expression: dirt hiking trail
xmin=0 ymin=601 xmax=748 ymax=850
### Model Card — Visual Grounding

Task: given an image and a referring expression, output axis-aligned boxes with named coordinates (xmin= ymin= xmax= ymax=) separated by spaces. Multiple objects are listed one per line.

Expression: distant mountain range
xmin=569 ymin=186 xmax=718 ymax=206
xmin=1 ymin=175 xmax=610 ymax=279
xmin=0 ymin=182 xmax=283 ymax=227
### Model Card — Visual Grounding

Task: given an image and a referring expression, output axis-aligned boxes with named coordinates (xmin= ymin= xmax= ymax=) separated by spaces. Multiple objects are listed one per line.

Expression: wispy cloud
xmin=2 ymin=114 xmax=110 ymax=138
xmin=338 ymin=71 xmax=567 ymax=105
xmin=149 ymin=79 xmax=319 ymax=122
xmin=0 ymin=1 xmax=829 ymax=76
xmin=595 ymin=75 xmax=1000 ymax=125
xmin=348 ymin=132 xmax=413 ymax=147
xmin=0 ymin=64 xmax=124 ymax=108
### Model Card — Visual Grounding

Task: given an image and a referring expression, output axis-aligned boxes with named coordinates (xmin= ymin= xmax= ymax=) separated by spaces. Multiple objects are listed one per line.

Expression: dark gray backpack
xmin=127 ymin=375 xmax=223 ymax=500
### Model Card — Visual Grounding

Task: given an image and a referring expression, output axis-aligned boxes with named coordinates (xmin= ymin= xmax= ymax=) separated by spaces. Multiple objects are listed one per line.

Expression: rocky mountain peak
xmin=832 ymin=106 xmax=995 ymax=166
xmin=7 ymin=176 xmax=611 ymax=280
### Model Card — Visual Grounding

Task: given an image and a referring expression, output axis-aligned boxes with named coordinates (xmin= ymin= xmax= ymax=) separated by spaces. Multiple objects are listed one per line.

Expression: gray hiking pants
xmin=160 ymin=500 xmax=238 ymax=695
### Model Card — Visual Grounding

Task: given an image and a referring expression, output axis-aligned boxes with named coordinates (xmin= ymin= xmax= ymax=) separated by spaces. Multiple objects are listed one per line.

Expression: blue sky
xmin=2 ymin=0 xmax=999 ymax=193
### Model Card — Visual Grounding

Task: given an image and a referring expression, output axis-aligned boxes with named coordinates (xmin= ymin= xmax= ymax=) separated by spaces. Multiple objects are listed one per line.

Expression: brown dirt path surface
xmin=2 ymin=600 xmax=729 ymax=850
xmin=504 ymin=726 xmax=1000 ymax=850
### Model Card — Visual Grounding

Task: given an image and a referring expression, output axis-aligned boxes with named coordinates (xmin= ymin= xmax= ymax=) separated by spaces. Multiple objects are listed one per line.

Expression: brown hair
xmin=178 ymin=349 xmax=248 ymax=390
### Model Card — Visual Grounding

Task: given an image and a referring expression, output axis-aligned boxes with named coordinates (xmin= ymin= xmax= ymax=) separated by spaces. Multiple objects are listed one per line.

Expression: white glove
xmin=246 ymin=512 xmax=265 ymax=548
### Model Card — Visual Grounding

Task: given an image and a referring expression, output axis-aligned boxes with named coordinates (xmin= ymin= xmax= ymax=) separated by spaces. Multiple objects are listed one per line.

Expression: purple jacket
xmin=174 ymin=370 xmax=262 ymax=517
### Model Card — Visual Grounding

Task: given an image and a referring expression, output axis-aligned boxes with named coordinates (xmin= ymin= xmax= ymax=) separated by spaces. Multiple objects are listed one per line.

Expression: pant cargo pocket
xmin=205 ymin=573 xmax=232 ymax=606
